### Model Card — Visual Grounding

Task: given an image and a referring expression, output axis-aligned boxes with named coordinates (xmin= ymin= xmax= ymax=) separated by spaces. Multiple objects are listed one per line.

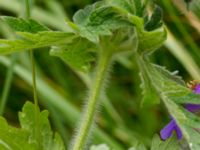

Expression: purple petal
xmin=194 ymin=84 xmax=200 ymax=94
xmin=184 ymin=84 xmax=200 ymax=112
xmin=174 ymin=125 xmax=183 ymax=140
xmin=185 ymin=104 xmax=200 ymax=112
xmin=160 ymin=119 xmax=176 ymax=140
xmin=160 ymin=83 xmax=200 ymax=141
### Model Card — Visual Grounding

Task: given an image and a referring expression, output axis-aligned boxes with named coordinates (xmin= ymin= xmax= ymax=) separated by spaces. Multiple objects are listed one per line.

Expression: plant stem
xmin=72 ymin=50 xmax=112 ymax=150
xmin=24 ymin=0 xmax=40 ymax=148
xmin=25 ymin=0 xmax=30 ymax=19
xmin=0 ymin=55 xmax=17 ymax=115
xmin=30 ymin=50 xmax=39 ymax=109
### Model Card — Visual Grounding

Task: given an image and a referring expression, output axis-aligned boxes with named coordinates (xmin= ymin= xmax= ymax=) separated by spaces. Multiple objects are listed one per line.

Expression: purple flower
xmin=160 ymin=83 xmax=200 ymax=140
xmin=160 ymin=119 xmax=182 ymax=140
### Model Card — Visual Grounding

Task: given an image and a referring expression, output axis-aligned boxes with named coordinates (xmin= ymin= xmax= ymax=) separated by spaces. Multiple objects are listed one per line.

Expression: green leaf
xmin=50 ymin=37 xmax=96 ymax=72
xmin=90 ymin=144 xmax=110 ymax=150
xmin=152 ymin=64 xmax=185 ymax=86
xmin=138 ymin=53 xmax=185 ymax=107
xmin=0 ymin=117 xmax=37 ymax=150
xmin=172 ymin=93 xmax=200 ymax=104
xmin=72 ymin=2 xmax=133 ymax=43
xmin=137 ymin=55 xmax=160 ymax=107
xmin=139 ymin=59 xmax=189 ymax=106
xmin=0 ymin=102 xmax=65 ymax=150
xmin=139 ymin=57 xmax=200 ymax=149
xmin=19 ymin=102 xmax=65 ymax=150
xmin=142 ymin=59 xmax=190 ymax=98
xmin=0 ymin=30 xmax=96 ymax=72
xmin=139 ymin=68 xmax=160 ymax=107
xmin=0 ymin=31 xmax=75 ymax=55
xmin=1 ymin=16 xmax=49 ymax=33
xmin=150 ymin=135 xmax=180 ymax=150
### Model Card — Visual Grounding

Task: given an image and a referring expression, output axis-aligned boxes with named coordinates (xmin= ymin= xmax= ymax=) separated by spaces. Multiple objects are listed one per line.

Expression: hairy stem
xmin=0 ymin=55 xmax=17 ymax=115
xmin=72 ymin=50 xmax=112 ymax=150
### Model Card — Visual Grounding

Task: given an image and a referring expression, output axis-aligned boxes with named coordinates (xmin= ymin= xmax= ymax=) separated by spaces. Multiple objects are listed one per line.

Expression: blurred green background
xmin=0 ymin=0 xmax=200 ymax=149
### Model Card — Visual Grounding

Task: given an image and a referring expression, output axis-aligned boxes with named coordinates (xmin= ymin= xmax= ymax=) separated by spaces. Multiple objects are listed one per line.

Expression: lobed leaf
xmin=0 ymin=102 xmax=65 ymax=150
xmin=72 ymin=2 xmax=133 ymax=43
xmin=0 ymin=117 xmax=37 ymax=150
xmin=0 ymin=31 xmax=75 ymax=55
xmin=1 ymin=16 xmax=49 ymax=33
xmin=19 ymin=102 xmax=65 ymax=150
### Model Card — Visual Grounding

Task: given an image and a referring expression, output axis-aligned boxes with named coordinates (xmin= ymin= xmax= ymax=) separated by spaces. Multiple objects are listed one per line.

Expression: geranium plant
xmin=0 ymin=0 xmax=200 ymax=150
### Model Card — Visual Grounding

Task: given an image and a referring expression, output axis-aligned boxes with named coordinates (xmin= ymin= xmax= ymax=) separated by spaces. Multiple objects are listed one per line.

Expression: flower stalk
xmin=72 ymin=49 xmax=113 ymax=150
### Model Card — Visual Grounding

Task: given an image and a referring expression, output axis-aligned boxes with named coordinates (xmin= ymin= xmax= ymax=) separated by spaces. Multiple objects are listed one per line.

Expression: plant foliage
xmin=0 ymin=102 xmax=65 ymax=150
xmin=1 ymin=0 xmax=200 ymax=149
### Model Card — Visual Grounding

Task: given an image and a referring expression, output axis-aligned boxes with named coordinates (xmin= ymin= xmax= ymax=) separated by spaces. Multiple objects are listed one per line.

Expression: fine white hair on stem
xmin=70 ymin=51 xmax=114 ymax=150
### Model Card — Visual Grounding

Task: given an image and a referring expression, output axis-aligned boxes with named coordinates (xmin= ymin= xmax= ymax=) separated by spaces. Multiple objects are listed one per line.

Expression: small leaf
xmin=1 ymin=16 xmax=49 ymax=33
xmin=0 ymin=116 xmax=37 ymax=150
xmin=19 ymin=101 xmax=65 ymax=150
xmin=0 ymin=102 xmax=65 ymax=150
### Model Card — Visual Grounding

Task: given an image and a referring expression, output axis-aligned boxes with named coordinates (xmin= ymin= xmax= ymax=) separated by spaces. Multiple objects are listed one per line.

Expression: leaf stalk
xmin=24 ymin=0 xmax=41 ymax=148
